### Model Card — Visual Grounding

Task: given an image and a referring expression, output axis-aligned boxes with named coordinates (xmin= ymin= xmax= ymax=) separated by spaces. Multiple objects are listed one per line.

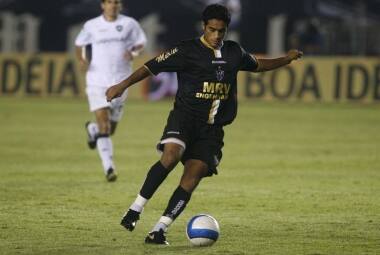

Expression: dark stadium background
xmin=1 ymin=0 xmax=380 ymax=54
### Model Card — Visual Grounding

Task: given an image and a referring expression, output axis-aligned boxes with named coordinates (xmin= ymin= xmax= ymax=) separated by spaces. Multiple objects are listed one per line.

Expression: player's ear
xmin=202 ymin=22 xmax=206 ymax=32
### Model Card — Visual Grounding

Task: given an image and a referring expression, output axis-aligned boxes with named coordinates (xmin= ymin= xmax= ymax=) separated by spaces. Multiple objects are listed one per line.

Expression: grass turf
xmin=0 ymin=97 xmax=379 ymax=255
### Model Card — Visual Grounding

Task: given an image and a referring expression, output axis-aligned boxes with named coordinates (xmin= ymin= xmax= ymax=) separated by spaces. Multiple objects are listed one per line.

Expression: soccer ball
xmin=186 ymin=214 xmax=220 ymax=246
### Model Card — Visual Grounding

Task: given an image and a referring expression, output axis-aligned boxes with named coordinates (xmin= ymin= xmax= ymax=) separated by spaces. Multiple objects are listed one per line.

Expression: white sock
xmin=152 ymin=216 xmax=173 ymax=232
xmin=96 ymin=135 xmax=115 ymax=173
xmin=130 ymin=194 xmax=148 ymax=213
xmin=87 ymin=122 xmax=99 ymax=140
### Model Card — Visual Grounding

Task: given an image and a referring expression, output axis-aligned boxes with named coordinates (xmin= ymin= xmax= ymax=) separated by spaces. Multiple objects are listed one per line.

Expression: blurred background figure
xmin=1 ymin=0 xmax=380 ymax=102
xmin=141 ymin=72 xmax=177 ymax=101
xmin=1 ymin=0 xmax=380 ymax=55
xmin=288 ymin=19 xmax=324 ymax=55
xmin=74 ymin=0 xmax=146 ymax=182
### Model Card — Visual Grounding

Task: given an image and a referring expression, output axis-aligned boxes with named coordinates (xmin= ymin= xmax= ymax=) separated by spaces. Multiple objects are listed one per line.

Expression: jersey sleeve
xmin=75 ymin=22 xmax=92 ymax=46
xmin=239 ymin=46 xmax=258 ymax=71
xmin=144 ymin=43 xmax=185 ymax=75
xmin=128 ymin=19 xmax=147 ymax=50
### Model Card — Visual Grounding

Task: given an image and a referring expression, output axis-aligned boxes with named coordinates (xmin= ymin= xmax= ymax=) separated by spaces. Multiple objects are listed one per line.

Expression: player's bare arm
xmin=106 ymin=66 xmax=151 ymax=101
xmin=254 ymin=49 xmax=303 ymax=72
xmin=75 ymin=46 xmax=89 ymax=72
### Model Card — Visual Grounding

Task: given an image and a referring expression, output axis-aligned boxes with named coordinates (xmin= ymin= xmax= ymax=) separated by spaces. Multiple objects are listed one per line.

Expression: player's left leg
xmin=94 ymin=107 xmax=117 ymax=182
xmin=145 ymin=159 xmax=208 ymax=245
xmin=109 ymin=102 xmax=125 ymax=135
xmin=109 ymin=87 xmax=128 ymax=135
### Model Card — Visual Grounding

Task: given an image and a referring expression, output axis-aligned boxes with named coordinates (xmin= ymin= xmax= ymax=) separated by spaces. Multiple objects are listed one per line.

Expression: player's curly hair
xmin=202 ymin=4 xmax=231 ymax=26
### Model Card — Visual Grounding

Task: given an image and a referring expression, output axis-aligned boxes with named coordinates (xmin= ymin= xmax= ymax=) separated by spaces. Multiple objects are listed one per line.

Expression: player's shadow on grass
xmin=143 ymin=244 xmax=212 ymax=252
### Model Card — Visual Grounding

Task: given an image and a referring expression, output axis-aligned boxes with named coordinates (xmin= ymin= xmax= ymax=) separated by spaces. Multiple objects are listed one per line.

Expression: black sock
xmin=96 ymin=133 xmax=109 ymax=138
xmin=139 ymin=161 xmax=170 ymax=199
xmin=163 ymin=186 xmax=191 ymax=220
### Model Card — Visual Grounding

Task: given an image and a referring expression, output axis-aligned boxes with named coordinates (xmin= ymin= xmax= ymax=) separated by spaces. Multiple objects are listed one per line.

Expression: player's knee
xmin=98 ymin=121 xmax=111 ymax=134
xmin=180 ymin=160 xmax=208 ymax=192
xmin=180 ymin=176 xmax=202 ymax=193
xmin=161 ymin=154 xmax=179 ymax=170
xmin=161 ymin=151 xmax=181 ymax=170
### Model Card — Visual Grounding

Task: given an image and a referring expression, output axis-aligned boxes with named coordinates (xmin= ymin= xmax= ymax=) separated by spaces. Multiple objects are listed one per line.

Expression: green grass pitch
xmin=0 ymin=97 xmax=379 ymax=255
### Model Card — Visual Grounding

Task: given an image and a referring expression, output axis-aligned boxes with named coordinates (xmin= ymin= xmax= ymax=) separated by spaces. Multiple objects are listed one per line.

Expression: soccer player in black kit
xmin=106 ymin=4 xmax=303 ymax=245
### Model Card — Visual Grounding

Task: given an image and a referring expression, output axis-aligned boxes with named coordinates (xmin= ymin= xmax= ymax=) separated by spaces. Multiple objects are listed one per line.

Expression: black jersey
xmin=144 ymin=37 xmax=258 ymax=126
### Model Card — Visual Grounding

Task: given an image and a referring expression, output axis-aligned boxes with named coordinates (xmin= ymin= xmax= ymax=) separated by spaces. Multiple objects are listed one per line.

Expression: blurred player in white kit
xmin=75 ymin=0 xmax=146 ymax=181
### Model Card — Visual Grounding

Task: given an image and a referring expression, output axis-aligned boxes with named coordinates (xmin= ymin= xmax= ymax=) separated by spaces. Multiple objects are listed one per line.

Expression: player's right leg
xmin=108 ymin=87 xmax=129 ymax=136
xmin=85 ymin=121 xmax=98 ymax=149
xmin=121 ymin=109 xmax=188 ymax=231
xmin=145 ymin=123 xmax=223 ymax=244
xmin=120 ymin=142 xmax=184 ymax=231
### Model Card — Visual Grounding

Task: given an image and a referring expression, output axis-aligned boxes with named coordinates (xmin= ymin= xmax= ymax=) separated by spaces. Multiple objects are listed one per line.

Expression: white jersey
xmin=75 ymin=14 xmax=147 ymax=88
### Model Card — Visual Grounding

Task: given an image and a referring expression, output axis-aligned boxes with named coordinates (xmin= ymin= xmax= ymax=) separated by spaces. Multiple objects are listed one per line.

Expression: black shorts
xmin=157 ymin=110 xmax=224 ymax=176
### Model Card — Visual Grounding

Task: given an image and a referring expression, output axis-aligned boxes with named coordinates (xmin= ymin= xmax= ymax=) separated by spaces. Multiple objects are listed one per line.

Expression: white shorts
xmin=86 ymin=86 xmax=128 ymax=122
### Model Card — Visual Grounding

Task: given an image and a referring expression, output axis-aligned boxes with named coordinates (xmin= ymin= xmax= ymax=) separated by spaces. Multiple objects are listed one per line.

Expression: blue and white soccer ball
xmin=186 ymin=214 xmax=220 ymax=246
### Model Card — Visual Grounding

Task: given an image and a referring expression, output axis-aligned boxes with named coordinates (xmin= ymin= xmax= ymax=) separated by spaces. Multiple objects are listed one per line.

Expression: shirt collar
xmin=200 ymin=35 xmax=223 ymax=50
xmin=101 ymin=14 xmax=119 ymax=23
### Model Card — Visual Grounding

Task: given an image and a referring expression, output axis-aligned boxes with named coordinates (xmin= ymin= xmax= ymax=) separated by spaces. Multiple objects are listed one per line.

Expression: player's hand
xmin=124 ymin=45 xmax=143 ymax=61
xmin=106 ymin=83 xmax=125 ymax=102
xmin=286 ymin=49 xmax=303 ymax=62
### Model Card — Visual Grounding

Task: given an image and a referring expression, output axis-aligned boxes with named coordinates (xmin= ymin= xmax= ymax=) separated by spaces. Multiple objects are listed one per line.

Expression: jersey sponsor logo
xmin=155 ymin=48 xmax=178 ymax=63
xmin=95 ymin=36 xmax=129 ymax=44
xmin=116 ymin=25 xmax=123 ymax=32
xmin=216 ymin=66 xmax=224 ymax=81
xmin=196 ymin=82 xmax=231 ymax=100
